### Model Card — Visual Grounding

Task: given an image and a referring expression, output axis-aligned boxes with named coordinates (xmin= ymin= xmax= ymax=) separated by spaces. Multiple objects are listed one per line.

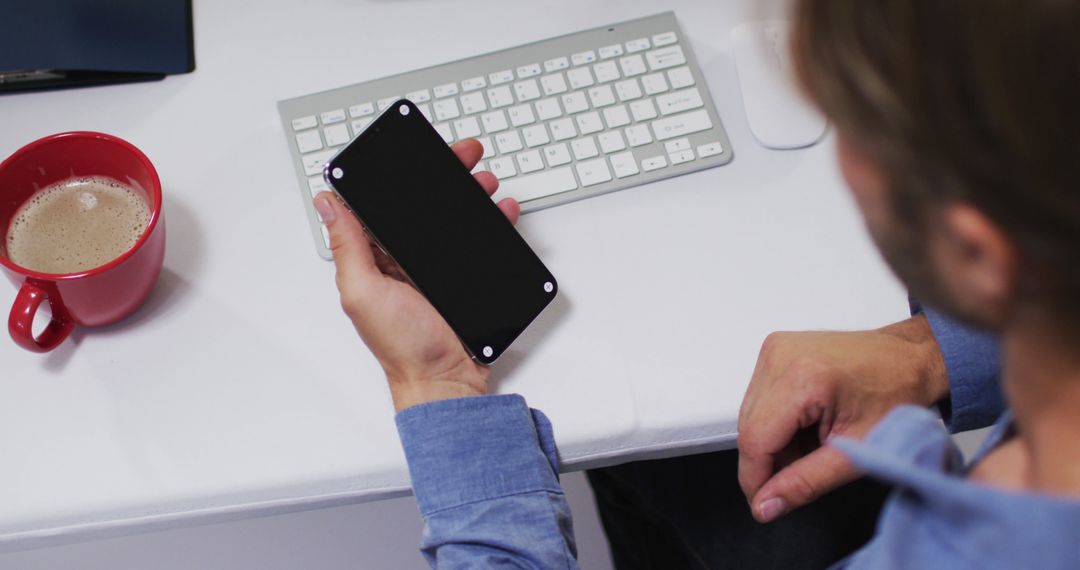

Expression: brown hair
xmin=791 ymin=1 xmax=1080 ymax=320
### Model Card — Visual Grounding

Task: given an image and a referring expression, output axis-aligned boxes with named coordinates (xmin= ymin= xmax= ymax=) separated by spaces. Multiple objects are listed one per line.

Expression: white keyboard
xmin=279 ymin=12 xmax=733 ymax=259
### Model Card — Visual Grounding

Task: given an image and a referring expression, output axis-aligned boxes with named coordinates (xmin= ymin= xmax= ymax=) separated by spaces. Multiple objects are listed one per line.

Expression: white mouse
xmin=730 ymin=21 xmax=827 ymax=150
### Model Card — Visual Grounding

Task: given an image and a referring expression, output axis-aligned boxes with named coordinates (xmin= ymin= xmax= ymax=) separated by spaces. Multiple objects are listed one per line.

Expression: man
xmin=312 ymin=0 xmax=1080 ymax=567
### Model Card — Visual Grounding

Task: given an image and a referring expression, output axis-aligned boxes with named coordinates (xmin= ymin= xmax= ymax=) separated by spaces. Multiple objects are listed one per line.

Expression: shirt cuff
xmin=920 ymin=307 xmax=1005 ymax=433
xmin=395 ymin=394 xmax=561 ymax=516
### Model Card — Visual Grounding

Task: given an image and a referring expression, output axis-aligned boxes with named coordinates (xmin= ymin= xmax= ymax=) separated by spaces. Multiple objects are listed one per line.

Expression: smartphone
xmin=323 ymin=99 xmax=557 ymax=365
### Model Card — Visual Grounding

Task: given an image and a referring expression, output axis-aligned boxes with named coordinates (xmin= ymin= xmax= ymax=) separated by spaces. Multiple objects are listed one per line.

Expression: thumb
xmin=313 ymin=193 xmax=379 ymax=291
xmin=749 ymin=445 xmax=859 ymax=523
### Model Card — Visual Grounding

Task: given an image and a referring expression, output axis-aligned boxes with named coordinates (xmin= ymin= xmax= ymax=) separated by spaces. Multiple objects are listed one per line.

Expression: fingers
xmin=496 ymin=198 xmax=521 ymax=225
xmin=474 ymin=170 xmax=499 ymax=196
xmin=451 ymin=139 xmax=484 ymax=171
xmin=737 ymin=388 xmax=809 ymax=503
xmin=313 ymin=192 xmax=380 ymax=296
xmin=748 ymin=446 xmax=858 ymax=523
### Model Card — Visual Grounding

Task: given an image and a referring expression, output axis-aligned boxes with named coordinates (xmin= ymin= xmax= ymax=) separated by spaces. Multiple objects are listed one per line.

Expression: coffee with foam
xmin=5 ymin=176 xmax=151 ymax=274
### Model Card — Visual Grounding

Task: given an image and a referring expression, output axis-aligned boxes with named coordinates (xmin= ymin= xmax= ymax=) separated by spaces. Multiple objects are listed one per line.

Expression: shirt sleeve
xmin=911 ymin=302 xmax=1005 ymax=433
xmin=395 ymin=394 xmax=579 ymax=569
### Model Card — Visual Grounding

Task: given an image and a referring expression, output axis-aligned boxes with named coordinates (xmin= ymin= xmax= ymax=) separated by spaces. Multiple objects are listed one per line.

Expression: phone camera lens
xmin=399 ymin=104 xmax=410 ymax=116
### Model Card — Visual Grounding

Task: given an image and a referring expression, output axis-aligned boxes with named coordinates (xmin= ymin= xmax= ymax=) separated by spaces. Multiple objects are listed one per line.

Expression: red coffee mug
xmin=0 ymin=132 xmax=166 ymax=352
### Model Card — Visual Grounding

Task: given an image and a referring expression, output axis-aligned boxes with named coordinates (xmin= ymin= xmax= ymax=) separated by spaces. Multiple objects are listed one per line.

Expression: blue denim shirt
xmin=394 ymin=309 xmax=1024 ymax=568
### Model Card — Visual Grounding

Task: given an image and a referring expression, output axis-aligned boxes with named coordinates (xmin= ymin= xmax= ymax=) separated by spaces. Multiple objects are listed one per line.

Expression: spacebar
xmin=495 ymin=167 xmax=578 ymax=203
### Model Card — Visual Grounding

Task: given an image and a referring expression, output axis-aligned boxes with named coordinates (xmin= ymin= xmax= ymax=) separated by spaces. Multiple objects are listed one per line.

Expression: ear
xmin=934 ymin=203 xmax=1019 ymax=325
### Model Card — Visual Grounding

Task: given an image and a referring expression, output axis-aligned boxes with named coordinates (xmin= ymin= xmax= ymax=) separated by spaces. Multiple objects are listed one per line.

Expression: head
xmin=791 ymin=1 xmax=1080 ymax=335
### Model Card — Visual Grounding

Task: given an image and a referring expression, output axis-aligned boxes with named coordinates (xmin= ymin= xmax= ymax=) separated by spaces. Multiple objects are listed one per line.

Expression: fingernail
xmin=758 ymin=497 xmax=787 ymax=522
xmin=314 ymin=196 xmax=335 ymax=223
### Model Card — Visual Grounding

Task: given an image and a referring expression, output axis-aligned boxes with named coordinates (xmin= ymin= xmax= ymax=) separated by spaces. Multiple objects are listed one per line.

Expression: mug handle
xmin=8 ymin=280 xmax=74 ymax=352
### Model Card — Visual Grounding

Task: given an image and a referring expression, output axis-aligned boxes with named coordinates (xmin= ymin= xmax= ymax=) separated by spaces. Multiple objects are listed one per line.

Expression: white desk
xmin=0 ymin=0 xmax=908 ymax=551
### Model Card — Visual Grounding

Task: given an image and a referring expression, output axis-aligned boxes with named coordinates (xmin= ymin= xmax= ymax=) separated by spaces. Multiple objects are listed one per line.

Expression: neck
xmin=1001 ymin=310 xmax=1080 ymax=495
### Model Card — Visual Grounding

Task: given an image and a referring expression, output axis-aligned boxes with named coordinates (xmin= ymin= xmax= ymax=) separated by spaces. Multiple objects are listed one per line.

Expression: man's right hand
xmin=737 ymin=315 xmax=949 ymax=523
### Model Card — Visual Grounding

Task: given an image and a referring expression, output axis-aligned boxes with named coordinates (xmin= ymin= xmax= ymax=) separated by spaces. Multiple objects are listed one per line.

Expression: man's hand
xmin=737 ymin=315 xmax=948 ymax=523
xmin=314 ymin=139 xmax=520 ymax=412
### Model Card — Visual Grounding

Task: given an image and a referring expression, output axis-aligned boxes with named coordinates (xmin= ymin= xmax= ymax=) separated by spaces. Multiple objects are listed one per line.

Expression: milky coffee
xmin=5 ymin=176 xmax=151 ymax=274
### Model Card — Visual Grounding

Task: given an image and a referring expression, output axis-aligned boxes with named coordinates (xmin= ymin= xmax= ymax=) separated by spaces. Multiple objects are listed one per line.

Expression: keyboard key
xmin=296 ymin=130 xmax=323 ymax=153
xmin=462 ymin=76 xmax=487 ymax=91
xmin=641 ymin=73 xmax=669 ymax=95
xmin=571 ymin=136 xmax=599 ymax=160
xmin=576 ymin=111 xmax=604 ymax=135
xmin=416 ymin=104 xmax=433 ymax=122
xmin=576 ymin=157 xmax=613 ymax=186
xmin=619 ymin=54 xmax=647 ymax=77
xmin=667 ymin=66 xmax=695 ymax=89
xmin=571 ymin=50 xmax=597 ymax=66
xmin=603 ymin=105 xmax=632 ymax=128
xmin=588 ymin=84 xmax=616 ymax=108
xmin=697 ymin=141 xmax=724 ymax=158
xmin=324 ymin=124 xmax=350 ymax=146
xmin=377 ymin=97 xmax=399 ymax=111
xmin=567 ymin=67 xmax=594 ymax=89
xmin=302 ymin=149 xmax=335 ymax=176
xmin=522 ymin=124 xmax=550 ymax=147
xmin=497 ymin=166 xmax=577 ymax=203
xmin=629 ymin=99 xmax=658 ymax=122
xmin=489 ymin=70 xmax=515 ymax=85
xmin=292 ymin=115 xmax=317 ymax=131
xmin=626 ymin=38 xmax=651 ymax=53
xmin=544 ymin=143 xmax=572 ymax=166
xmin=495 ymin=130 xmax=523 ymax=153
xmin=321 ymin=109 xmax=347 ymax=124
xmin=657 ymin=88 xmax=704 ymax=115
xmin=477 ymin=136 xmax=495 ymax=158
xmin=453 ymin=116 xmax=482 ymax=138
xmin=614 ymin=79 xmax=643 ymax=101
xmin=516 ymin=149 xmax=544 ymax=173
xmin=541 ymin=73 xmax=568 ymax=96
xmin=489 ymin=156 xmax=517 ymax=179
xmin=599 ymin=44 xmax=624 ymax=59
xmin=460 ymin=92 xmax=487 ymax=114
xmin=669 ymin=149 xmax=695 ymax=165
xmin=665 ymin=138 xmax=692 ymax=153
xmin=481 ymin=110 xmax=509 ymax=133
xmin=433 ymin=123 xmax=454 ymax=143
xmin=488 ymin=85 xmax=514 ymax=108
xmin=513 ymin=79 xmax=541 ymax=101
xmin=560 ymin=92 xmax=588 ymax=114
xmin=646 ymin=45 xmax=686 ymax=70
xmin=349 ymin=103 xmax=375 ymax=118
xmin=598 ymin=131 xmax=627 ymax=153
xmin=308 ymin=176 xmax=329 ymax=198
xmin=406 ymin=89 xmax=432 ymax=103
xmin=434 ymin=83 xmax=459 ymax=98
xmin=473 ymin=161 xmax=488 ymax=173
xmin=433 ymin=99 xmax=460 ymax=121
xmin=321 ymin=226 xmax=330 ymax=247
xmin=549 ymin=118 xmax=577 ymax=141
xmin=610 ymin=151 xmax=640 ymax=178
xmin=535 ymin=98 xmax=563 ymax=121
xmin=508 ymin=104 xmax=536 ymax=127
xmin=517 ymin=63 xmax=542 ymax=78
xmin=652 ymin=31 xmax=677 ymax=47
xmin=544 ymin=57 xmax=570 ymax=72
xmin=351 ymin=118 xmax=372 ymax=134
xmin=651 ymin=109 xmax=713 ymax=140
xmin=641 ymin=155 xmax=668 ymax=172
xmin=593 ymin=61 xmax=620 ymax=83
xmin=625 ymin=124 xmax=653 ymax=147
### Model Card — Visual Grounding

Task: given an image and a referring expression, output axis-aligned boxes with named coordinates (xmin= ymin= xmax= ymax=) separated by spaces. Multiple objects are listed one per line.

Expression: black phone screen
xmin=325 ymin=100 xmax=557 ymax=364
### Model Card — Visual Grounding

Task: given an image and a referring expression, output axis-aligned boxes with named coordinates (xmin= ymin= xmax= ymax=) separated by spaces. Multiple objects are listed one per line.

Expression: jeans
xmin=587 ymin=449 xmax=888 ymax=570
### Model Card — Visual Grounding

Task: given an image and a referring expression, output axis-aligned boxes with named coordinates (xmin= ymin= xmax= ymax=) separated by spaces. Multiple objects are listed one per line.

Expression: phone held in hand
xmin=324 ymin=100 xmax=558 ymax=365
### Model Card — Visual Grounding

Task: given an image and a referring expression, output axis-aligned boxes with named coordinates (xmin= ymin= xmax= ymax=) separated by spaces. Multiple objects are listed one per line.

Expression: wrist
xmin=879 ymin=314 xmax=950 ymax=405
xmin=386 ymin=359 xmax=489 ymax=412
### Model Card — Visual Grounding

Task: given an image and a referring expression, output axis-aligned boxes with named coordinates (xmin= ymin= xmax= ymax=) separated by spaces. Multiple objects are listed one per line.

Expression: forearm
xmin=396 ymin=395 xmax=579 ymax=569
xmin=920 ymin=308 xmax=1004 ymax=432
